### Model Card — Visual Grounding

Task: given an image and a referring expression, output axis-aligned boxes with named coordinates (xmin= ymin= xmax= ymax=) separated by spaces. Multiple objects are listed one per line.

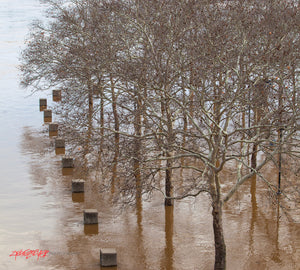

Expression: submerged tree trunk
xmin=251 ymin=143 xmax=257 ymax=171
xmin=210 ymin=169 xmax=226 ymax=270
xmin=165 ymin=154 xmax=173 ymax=206
xmin=165 ymin=99 xmax=174 ymax=206
xmin=212 ymin=200 xmax=226 ymax=270
xmin=160 ymin=85 xmax=174 ymax=206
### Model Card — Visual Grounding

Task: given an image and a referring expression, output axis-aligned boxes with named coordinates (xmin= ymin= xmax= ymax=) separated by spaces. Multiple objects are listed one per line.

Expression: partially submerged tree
xmin=20 ymin=0 xmax=300 ymax=269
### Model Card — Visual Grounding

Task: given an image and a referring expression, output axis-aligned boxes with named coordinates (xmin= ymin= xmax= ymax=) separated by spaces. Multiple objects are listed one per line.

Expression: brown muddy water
xmin=0 ymin=1 xmax=299 ymax=270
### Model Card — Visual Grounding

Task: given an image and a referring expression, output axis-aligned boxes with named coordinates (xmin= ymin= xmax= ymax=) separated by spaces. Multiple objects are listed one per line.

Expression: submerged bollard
xmin=49 ymin=123 xmax=58 ymax=136
xmin=100 ymin=248 xmax=117 ymax=267
xmin=83 ymin=209 xmax=98 ymax=224
xmin=62 ymin=156 xmax=74 ymax=168
xmin=52 ymin=90 xmax=61 ymax=101
xmin=72 ymin=179 xmax=85 ymax=193
xmin=43 ymin=109 xmax=52 ymax=122
xmin=55 ymin=137 xmax=65 ymax=148
xmin=39 ymin=98 xmax=47 ymax=111
xmin=55 ymin=138 xmax=65 ymax=155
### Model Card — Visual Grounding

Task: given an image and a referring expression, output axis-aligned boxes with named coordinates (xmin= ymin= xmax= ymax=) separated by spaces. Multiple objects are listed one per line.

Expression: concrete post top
xmin=100 ymin=248 xmax=117 ymax=254
xmin=72 ymin=179 xmax=85 ymax=183
xmin=63 ymin=155 xmax=73 ymax=159
xmin=39 ymin=98 xmax=47 ymax=104
xmin=84 ymin=209 xmax=98 ymax=213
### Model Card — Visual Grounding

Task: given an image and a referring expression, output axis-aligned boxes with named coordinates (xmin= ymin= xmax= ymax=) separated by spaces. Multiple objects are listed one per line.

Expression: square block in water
xmin=100 ymin=248 xmax=117 ymax=267
xmin=52 ymin=90 xmax=62 ymax=101
xmin=39 ymin=98 xmax=47 ymax=107
xmin=52 ymin=89 xmax=61 ymax=97
xmin=55 ymin=138 xmax=65 ymax=148
xmin=72 ymin=179 xmax=85 ymax=193
xmin=62 ymin=157 xmax=74 ymax=168
xmin=83 ymin=209 xmax=98 ymax=224
xmin=43 ymin=109 xmax=52 ymax=118
xmin=49 ymin=123 xmax=58 ymax=132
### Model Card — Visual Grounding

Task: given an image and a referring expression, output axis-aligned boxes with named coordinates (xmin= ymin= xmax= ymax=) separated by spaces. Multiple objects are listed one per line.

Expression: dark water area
xmin=0 ymin=1 xmax=299 ymax=270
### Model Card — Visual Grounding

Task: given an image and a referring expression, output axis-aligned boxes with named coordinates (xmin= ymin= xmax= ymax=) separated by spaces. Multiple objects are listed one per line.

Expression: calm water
xmin=0 ymin=1 xmax=299 ymax=270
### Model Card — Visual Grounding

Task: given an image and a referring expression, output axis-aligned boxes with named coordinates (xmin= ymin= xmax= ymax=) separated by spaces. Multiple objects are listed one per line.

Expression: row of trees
xmin=20 ymin=0 xmax=299 ymax=269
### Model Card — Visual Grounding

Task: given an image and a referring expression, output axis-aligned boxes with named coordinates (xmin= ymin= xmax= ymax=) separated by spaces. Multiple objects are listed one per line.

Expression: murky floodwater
xmin=0 ymin=1 xmax=299 ymax=270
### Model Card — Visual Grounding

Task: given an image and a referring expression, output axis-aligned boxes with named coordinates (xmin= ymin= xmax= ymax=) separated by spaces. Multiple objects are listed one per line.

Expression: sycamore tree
xmin=161 ymin=1 xmax=299 ymax=269
xmin=20 ymin=0 xmax=299 ymax=269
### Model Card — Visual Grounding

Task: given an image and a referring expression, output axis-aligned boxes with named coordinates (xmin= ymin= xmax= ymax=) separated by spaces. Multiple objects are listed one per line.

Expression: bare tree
xmin=20 ymin=1 xmax=299 ymax=269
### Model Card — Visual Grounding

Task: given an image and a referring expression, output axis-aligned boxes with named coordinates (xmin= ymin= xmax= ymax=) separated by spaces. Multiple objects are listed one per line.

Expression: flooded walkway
xmin=0 ymin=1 xmax=299 ymax=269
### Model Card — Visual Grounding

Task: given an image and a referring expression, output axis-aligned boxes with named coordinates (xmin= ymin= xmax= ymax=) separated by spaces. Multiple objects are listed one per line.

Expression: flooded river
xmin=0 ymin=1 xmax=299 ymax=269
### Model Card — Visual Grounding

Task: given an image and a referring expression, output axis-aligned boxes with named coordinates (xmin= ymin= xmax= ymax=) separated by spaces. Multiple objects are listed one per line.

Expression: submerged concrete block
xmin=43 ymin=109 xmax=52 ymax=122
xmin=62 ymin=156 xmax=74 ymax=168
xmin=55 ymin=138 xmax=65 ymax=148
xmin=83 ymin=209 xmax=98 ymax=224
xmin=49 ymin=123 xmax=58 ymax=136
xmin=52 ymin=90 xmax=61 ymax=101
xmin=72 ymin=179 xmax=85 ymax=193
xmin=49 ymin=123 xmax=58 ymax=132
xmin=52 ymin=89 xmax=61 ymax=97
xmin=43 ymin=109 xmax=52 ymax=118
xmin=39 ymin=98 xmax=47 ymax=107
xmin=100 ymin=248 xmax=117 ymax=267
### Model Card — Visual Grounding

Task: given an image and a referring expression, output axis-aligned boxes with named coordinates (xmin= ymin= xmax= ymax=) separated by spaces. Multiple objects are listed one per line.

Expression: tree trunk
xmin=211 ymin=170 xmax=226 ymax=270
xmin=181 ymin=84 xmax=187 ymax=167
xmin=97 ymin=84 xmax=104 ymax=171
xmin=111 ymin=75 xmax=119 ymax=188
xmin=164 ymin=156 xmax=173 ymax=206
xmin=212 ymin=201 xmax=226 ymax=270
xmin=163 ymin=205 xmax=174 ymax=269
xmin=100 ymin=86 xmax=104 ymax=151
xmin=165 ymin=104 xmax=174 ymax=206
xmin=134 ymin=87 xmax=142 ymax=201
xmin=250 ymin=143 xmax=257 ymax=171
xmin=83 ymin=80 xmax=93 ymax=159
xmin=87 ymin=87 xmax=93 ymax=149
